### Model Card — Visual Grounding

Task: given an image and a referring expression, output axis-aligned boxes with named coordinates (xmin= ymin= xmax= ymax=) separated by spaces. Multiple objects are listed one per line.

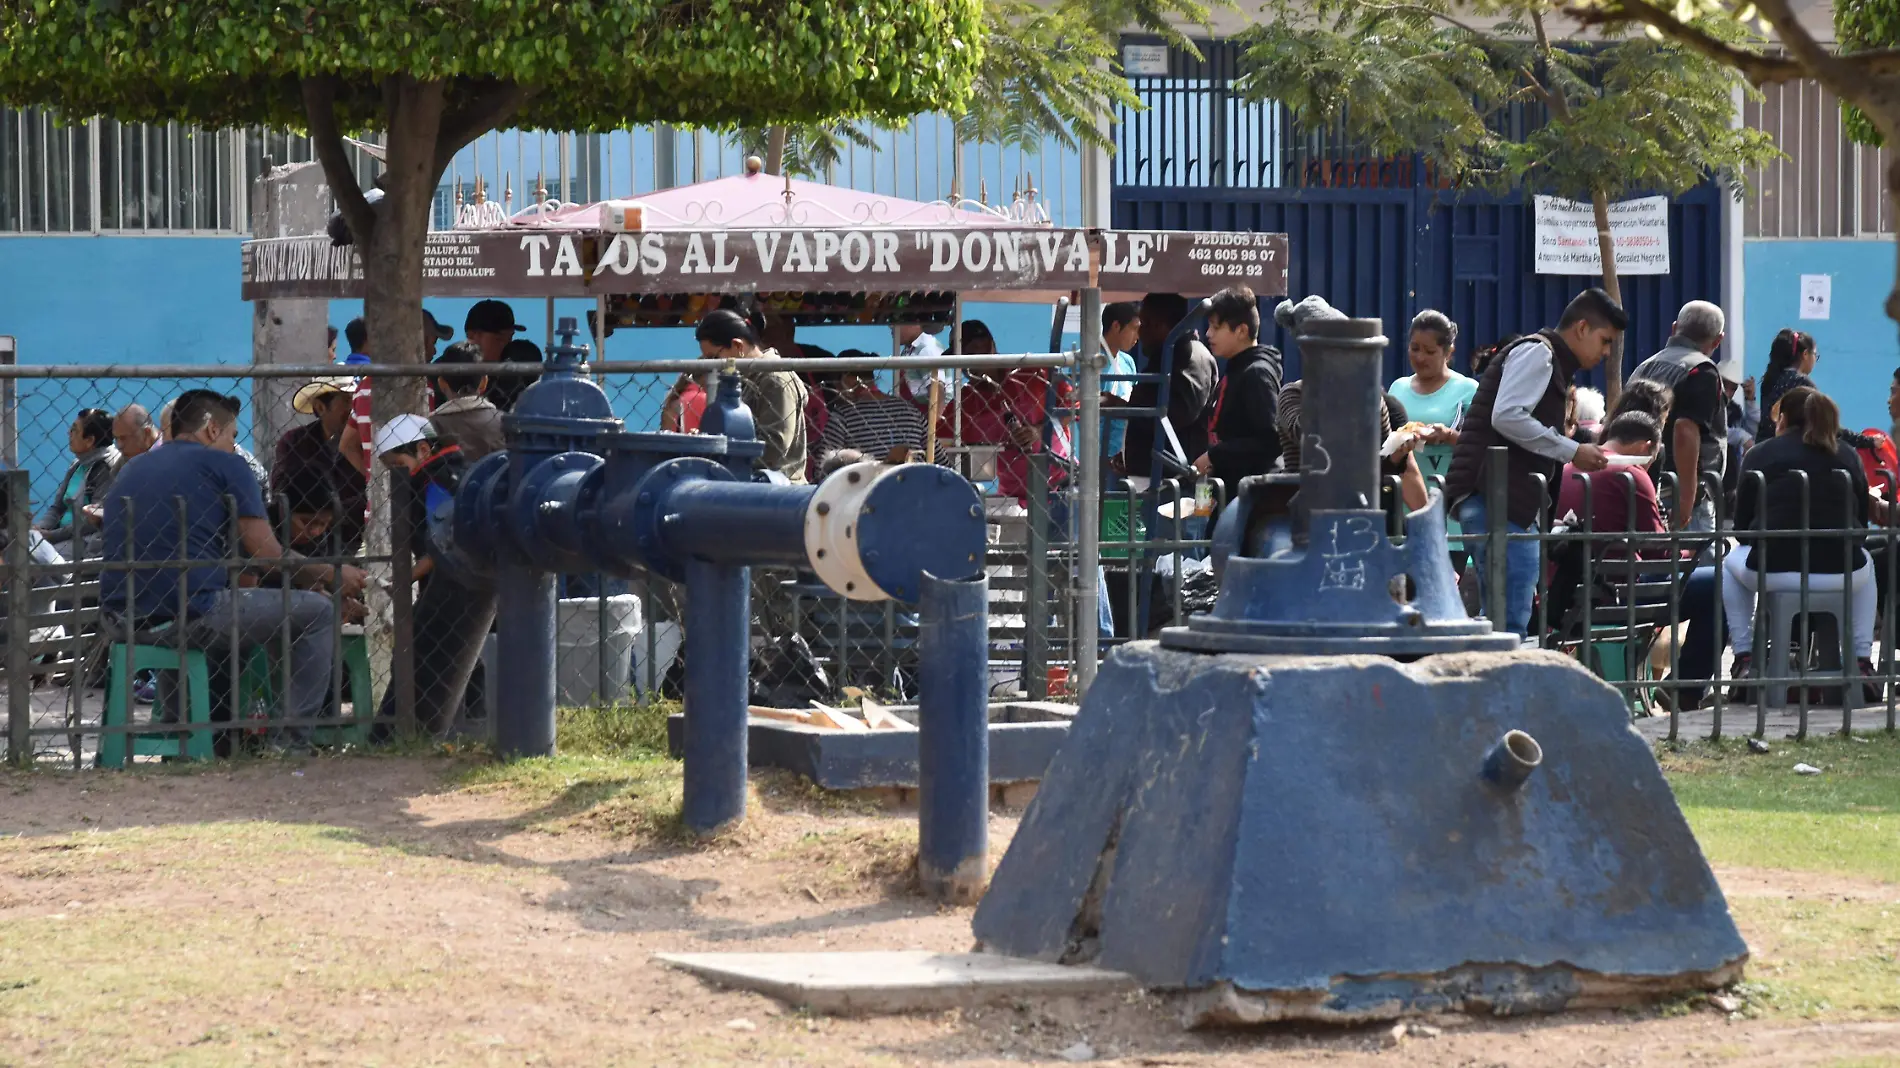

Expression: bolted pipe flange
xmin=626 ymin=455 xmax=737 ymax=582
xmin=804 ymin=460 xmax=890 ymax=600
xmin=506 ymin=450 xmax=605 ymax=574
xmin=448 ymin=451 xmax=512 ymax=571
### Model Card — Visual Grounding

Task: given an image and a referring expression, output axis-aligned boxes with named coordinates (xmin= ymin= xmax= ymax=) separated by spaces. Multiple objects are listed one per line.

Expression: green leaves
xmin=1236 ymin=0 xmax=1778 ymax=201
xmin=0 ymin=0 xmax=986 ymax=131
xmin=1837 ymin=0 xmax=1900 ymax=146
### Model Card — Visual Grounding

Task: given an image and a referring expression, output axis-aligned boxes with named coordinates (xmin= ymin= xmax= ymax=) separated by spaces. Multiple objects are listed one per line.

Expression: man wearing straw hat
xmin=275 ymin=376 xmax=367 ymax=552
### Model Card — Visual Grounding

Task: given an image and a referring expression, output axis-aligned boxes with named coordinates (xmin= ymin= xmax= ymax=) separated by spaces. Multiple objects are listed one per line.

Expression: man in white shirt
xmin=1444 ymin=288 xmax=1622 ymax=638
xmin=895 ymin=323 xmax=956 ymax=404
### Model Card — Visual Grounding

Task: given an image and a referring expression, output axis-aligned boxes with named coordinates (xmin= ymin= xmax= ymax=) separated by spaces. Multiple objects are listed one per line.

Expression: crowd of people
xmin=15 ymin=279 xmax=1890 ymax=751
xmin=1123 ymin=281 xmax=1892 ymax=709
xmin=7 ymin=300 xmax=549 ymax=751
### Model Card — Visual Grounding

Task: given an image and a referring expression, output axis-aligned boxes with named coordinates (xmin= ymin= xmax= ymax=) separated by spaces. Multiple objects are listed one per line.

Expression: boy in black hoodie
xmin=1193 ymin=286 xmax=1284 ymax=489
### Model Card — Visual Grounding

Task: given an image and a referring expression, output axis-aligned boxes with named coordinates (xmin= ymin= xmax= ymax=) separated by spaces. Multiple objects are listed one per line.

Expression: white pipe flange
xmin=804 ymin=460 xmax=892 ymax=601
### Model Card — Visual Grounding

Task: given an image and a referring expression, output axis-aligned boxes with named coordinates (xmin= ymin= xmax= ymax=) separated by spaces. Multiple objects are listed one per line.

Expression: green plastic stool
xmin=237 ymin=629 xmax=376 ymax=745
xmin=1578 ymin=624 xmax=1655 ymax=718
xmin=99 ymin=636 xmax=213 ymax=768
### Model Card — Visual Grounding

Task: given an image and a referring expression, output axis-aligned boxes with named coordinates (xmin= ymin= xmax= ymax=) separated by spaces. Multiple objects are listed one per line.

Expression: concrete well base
xmin=972 ymin=644 xmax=1749 ymax=1023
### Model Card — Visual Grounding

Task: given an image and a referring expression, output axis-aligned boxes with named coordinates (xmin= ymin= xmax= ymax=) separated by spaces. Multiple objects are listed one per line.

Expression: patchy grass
xmin=443 ymin=700 xmax=691 ymax=840
xmin=1729 ymin=896 xmax=1900 ymax=1021
xmin=1661 ymin=734 xmax=1900 ymax=884
xmin=768 ymin=826 xmax=919 ymax=900
xmin=555 ymin=699 xmax=676 ymax=756
xmin=1658 ymin=734 xmax=1900 ymax=1022
xmin=452 ymin=751 xmax=689 ymax=841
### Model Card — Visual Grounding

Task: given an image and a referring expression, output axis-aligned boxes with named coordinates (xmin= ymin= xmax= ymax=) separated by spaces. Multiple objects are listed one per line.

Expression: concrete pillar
xmin=249 ymin=161 xmax=333 ymax=459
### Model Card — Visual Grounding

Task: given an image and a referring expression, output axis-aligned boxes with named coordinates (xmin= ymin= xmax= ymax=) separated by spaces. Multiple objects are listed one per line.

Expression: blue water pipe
xmin=442 ymin=319 xmax=991 ymax=877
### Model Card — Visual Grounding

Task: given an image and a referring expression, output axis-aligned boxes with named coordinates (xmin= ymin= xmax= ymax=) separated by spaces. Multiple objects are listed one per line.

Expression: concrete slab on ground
xmin=653 ymin=950 xmax=1137 ymax=1014
xmin=1633 ymin=705 xmax=1899 ymax=743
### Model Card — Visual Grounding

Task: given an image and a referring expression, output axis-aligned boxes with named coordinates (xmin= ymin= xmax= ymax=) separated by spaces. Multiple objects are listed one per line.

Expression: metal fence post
xmin=1484 ymin=445 xmax=1509 ymax=632
xmin=6 ymin=469 xmax=33 ymax=767
xmin=1076 ymin=289 xmax=1103 ymax=694
xmin=1024 ymin=450 xmax=1050 ymax=700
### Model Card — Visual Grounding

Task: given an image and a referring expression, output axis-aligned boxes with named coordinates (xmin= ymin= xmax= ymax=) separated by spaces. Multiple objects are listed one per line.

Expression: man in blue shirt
xmin=101 ymin=390 xmax=368 ymax=746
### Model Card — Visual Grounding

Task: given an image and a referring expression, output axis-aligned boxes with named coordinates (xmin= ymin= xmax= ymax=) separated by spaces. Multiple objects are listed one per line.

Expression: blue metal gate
xmin=1111 ymin=34 xmax=1727 ymax=387
xmin=1113 ymin=181 xmax=1726 ymax=388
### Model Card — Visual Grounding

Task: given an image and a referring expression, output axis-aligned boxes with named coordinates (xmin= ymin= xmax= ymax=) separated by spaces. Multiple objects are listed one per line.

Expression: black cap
xmin=421 ymin=309 xmax=453 ymax=341
xmin=466 ymin=299 xmax=524 ymax=335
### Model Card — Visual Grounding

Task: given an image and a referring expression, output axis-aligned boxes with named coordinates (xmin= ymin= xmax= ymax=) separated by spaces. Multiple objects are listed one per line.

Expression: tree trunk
xmin=765 ymin=126 xmax=788 ymax=175
xmin=1591 ymin=189 xmax=1625 ymax=411
xmin=1887 ymin=156 xmax=1900 ymax=338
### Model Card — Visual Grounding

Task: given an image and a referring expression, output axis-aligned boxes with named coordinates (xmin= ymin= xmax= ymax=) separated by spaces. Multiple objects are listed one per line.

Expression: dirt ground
xmin=1 ymin=757 xmax=1897 ymax=1067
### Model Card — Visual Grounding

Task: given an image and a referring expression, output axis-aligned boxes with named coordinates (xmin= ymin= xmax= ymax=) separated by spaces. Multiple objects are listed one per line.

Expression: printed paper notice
xmin=1800 ymin=274 xmax=1831 ymax=320
xmin=1062 ymin=305 xmax=1082 ymax=335
xmin=1533 ymin=195 xmax=1671 ymax=276
xmin=1123 ymin=44 xmax=1169 ymax=76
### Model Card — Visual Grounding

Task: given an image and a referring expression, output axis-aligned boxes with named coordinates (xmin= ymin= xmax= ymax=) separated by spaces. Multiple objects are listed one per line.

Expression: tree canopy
xmin=0 ymin=0 xmax=983 ymax=133
xmin=1235 ymin=0 xmax=1773 ymax=202
xmin=1566 ymin=0 xmax=1900 ymax=328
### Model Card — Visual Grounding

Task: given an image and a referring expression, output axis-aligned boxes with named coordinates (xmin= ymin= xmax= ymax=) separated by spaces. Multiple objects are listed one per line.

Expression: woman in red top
xmin=951 ymin=320 xmax=1072 ymax=504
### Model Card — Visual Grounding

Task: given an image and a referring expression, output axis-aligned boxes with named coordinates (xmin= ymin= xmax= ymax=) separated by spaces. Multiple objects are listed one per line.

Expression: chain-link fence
xmin=0 ymin=351 xmax=1102 ymax=766
xmin=8 ymin=349 xmax=1892 ymax=769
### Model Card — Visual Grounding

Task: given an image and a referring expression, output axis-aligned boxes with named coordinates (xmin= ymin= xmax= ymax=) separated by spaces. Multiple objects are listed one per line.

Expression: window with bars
xmin=0 ymin=108 xmax=94 ymax=232
xmin=6 ymin=108 xmax=1077 ymax=235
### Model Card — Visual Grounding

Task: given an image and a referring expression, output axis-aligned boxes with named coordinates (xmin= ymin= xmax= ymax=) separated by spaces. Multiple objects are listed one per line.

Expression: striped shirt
xmin=819 ymin=393 xmax=928 ymax=464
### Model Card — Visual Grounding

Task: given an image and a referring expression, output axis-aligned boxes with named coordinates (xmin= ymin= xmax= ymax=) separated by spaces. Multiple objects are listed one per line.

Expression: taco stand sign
xmin=240 ymin=227 xmax=1291 ymax=300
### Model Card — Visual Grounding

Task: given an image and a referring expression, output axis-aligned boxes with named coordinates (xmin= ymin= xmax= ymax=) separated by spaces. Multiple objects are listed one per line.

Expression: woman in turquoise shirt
xmin=1387 ymin=309 xmax=1477 ymax=484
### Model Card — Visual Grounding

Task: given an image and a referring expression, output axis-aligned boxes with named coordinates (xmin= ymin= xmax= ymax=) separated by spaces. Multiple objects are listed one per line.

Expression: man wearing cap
xmin=464 ymin=300 xmax=544 ymax=413
xmin=371 ymin=413 xmax=496 ymax=738
xmin=274 ymin=376 xmax=367 ymax=552
xmin=101 ymin=389 xmax=369 ymax=752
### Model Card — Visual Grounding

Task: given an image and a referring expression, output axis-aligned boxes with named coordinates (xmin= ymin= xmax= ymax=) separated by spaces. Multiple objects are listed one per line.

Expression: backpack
xmin=1854 ymin=428 xmax=1899 ymax=497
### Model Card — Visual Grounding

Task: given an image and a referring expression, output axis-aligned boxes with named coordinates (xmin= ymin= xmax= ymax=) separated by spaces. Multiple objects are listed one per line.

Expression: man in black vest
xmin=1445 ymin=288 xmax=1624 ymax=638
xmin=1627 ymin=300 xmax=1728 ymax=532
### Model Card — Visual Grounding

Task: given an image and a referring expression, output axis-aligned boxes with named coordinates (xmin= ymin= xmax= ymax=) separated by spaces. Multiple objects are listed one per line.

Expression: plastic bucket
xmin=554 ymin=595 xmax=643 ymax=705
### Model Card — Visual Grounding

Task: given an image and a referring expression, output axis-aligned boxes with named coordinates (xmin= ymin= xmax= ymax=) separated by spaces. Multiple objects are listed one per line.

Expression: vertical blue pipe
xmin=682 ymin=558 xmax=751 ymax=833
xmin=917 ymin=571 xmax=991 ymax=903
xmin=495 ymin=564 xmax=558 ymax=758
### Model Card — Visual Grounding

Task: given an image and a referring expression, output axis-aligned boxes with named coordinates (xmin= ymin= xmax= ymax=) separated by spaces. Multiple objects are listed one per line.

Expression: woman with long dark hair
xmin=1760 ymin=328 xmax=1818 ymax=417
xmin=1722 ymin=386 xmax=1877 ymax=700
xmin=694 ymin=307 xmax=810 ymax=482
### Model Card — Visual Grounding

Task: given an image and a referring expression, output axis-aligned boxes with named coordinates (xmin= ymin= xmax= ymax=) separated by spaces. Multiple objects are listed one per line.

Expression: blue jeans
xmin=1672 ymin=565 xmax=1724 ymax=708
xmin=1049 ymin=496 xmax=1114 ymax=640
xmin=1456 ymin=494 xmax=1540 ymax=639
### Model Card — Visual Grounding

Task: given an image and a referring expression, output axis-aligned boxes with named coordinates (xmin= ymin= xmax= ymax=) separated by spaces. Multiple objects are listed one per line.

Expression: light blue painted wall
xmin=1743 ymin=239 xmax=1897 ymax=436
xmin=0 ymin=234 xmax=1073 ymax=503
xmin=1 ymin=236 xmax=256 ymax=504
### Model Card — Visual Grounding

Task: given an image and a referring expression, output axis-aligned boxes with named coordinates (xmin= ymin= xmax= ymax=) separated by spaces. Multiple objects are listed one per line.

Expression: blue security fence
xmin=1112 ymin=35 xmax=1727 ymax=388
xmin=1113 ymin=180 xmax=1727 ymax=389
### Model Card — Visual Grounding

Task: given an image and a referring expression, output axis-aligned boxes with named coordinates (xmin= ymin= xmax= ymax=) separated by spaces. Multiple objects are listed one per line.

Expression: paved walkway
xmin=1634 ymin=702 xmax=1899 ymax=742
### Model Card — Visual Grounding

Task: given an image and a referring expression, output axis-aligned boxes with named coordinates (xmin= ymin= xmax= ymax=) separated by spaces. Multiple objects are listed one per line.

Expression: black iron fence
xmin=1102 ymin=453 xmax=1900 ymax=745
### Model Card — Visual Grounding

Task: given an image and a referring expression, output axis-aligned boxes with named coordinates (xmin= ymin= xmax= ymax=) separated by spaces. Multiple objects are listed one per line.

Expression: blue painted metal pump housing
xmin=442 ymin=320 xmax=992 ymax=896
xmin=973 ymin=299 xmax=1749 ymax=1024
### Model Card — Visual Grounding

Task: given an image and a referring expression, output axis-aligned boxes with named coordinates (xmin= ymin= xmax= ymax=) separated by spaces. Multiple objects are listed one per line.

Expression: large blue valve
xmin=437 ymin=319 xmax=991 ymax=883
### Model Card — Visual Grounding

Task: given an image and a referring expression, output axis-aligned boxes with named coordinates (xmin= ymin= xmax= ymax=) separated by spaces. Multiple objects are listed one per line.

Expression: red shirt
xmin=953 ymin=370 xmax=1074 ymax=503
xmin=1555 ymin=462 xmax=1665 ymax=540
